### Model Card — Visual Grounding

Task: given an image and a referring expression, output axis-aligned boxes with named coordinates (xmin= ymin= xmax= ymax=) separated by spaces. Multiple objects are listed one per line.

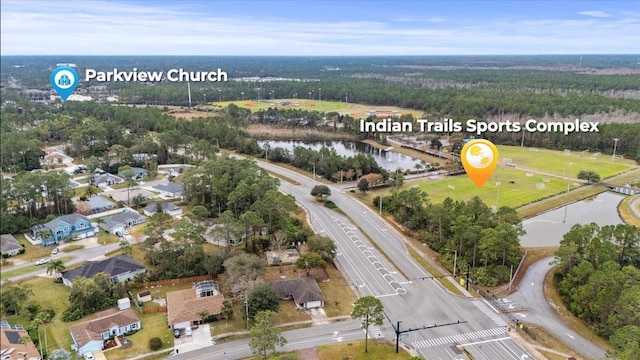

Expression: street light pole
xmin=312 ymin=163 xmax=316 ymax=180
xmin=245 ymin=293 xmax=249 ymax=329
xmin=217 ymin=89 xmax=221 ymax=102
xmin=612 ymin=138 xmax=619 ymax=162
xmin=241 ymin=92 xmax=244 ymax=101
xmin=379 ymin=195 xmax=383 ymax=215
xmin=318 ymin=87 xmax=321 ymax=101
xmin=495 ymin=182 xmax=501 ymax=209
xmin=446 ymin=248 xmax=457 ymax=276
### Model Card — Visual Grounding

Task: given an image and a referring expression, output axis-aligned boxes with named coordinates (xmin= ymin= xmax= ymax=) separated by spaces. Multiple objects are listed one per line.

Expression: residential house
xmin=99 ymin=211 xmax=146 ymax=236
xmin=270 ymin=277 xmax=325 ymax=309
xmin=40 ymin=147 xmax=73 ymax=166
xmin=167 ymin=280 xmax=224 ymax=330
xmin=30 ymin=213 xmax=95 ymax=246
xmin=61 ymin=255 xmax=146 ymax=287
xmin=75 ymin=195 xmax=116 ymax=215
xmin=0 ymin=321 xmax=41 ymax=360
xmin=118 ymin=167 xmax=148 ymax=181
xmin=69 ymin=308 xmax=140 ymax=357
xmin=203 ymin=223 xmax=246 ymax=246
xmin=152 ymin=182 xmax=183 ymax=199
xmin=1 ymin=234 xmax=24 ymax=257
xmin=143 ymin=203 xmax=182 ymax=217
xmin=93 ymin=173 xmax=124 ymax=188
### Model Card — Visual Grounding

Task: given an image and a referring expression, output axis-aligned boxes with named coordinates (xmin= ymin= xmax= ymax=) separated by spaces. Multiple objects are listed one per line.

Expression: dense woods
xmin=553 ymin=223 xmax=640 ymax=359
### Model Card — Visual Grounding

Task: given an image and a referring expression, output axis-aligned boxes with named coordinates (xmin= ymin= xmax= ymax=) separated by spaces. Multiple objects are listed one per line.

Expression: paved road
xmin=1 ymin=241 xmax=121 ymax=283
xmin=172 ymin=319 xmax=364 ymax=360
xmin=254 ymin=160 xmax=527 ymax=360
xmin=508 ymin=256 xmax=607 ymax=359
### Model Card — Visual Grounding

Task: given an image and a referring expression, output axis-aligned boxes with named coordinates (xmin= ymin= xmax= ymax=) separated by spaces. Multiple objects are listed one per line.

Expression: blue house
xmin=31 ymin=214 xmax=96 ymax=246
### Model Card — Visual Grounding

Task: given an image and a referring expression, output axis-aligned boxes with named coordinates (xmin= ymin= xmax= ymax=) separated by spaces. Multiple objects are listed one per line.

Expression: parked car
xmin=185 ymin=327 xmax=192 ymax=336
xmin=51 ymin=248 xmax=59 ymax=255
xmin=174 ymin=329 xmax=181 ymax=338
xmin=84 ymin=353 xmax=94 ymax=360
xmin=35 ymin=258 xmax=50 ymax=266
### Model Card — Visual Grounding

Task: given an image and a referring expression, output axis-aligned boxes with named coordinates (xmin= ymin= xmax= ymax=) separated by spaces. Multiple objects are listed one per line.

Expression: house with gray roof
xmin=143 ymin=203 xmax=182 ymax=217
xmin=152 ymin=182 xmax=183 ymax=199
xmin=93 ymin=173 xmax=124 ymax=188
xmin=76 ymin=195 xmax=116 ymax=215
xmin=31 ymin=214 xmax=96 ymax=246
xmin=61 ymin=255 xmax=146 ymax=287
xmin=99 ymin=211 xmax=146 ymax=236
xmin=269 ymin=277 xmax=325 ymax=309
xmin=1 ymin=234 xmax=24 ymax=257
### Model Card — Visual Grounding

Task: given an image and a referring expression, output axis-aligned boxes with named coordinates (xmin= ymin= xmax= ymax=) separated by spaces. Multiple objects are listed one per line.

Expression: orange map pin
xmin=460 ymin=139 xmax=499 ymax=188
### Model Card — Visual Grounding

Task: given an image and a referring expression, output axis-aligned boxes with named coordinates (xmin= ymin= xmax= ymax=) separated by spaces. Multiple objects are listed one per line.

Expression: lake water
xmin=520 ymin=192 xmax=626 ymax=247
xmin=257 ymin=140 xmax=425 ymax=172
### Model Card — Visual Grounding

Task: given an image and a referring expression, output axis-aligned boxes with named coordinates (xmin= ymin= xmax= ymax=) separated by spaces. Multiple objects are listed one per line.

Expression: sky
xmin=1 ymin=0 xmax=639 ymax=56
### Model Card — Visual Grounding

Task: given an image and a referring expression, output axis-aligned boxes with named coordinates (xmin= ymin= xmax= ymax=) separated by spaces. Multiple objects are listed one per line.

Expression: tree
xmin=247 ymin=283 xmax=280 ymax=320
xmin=49 ymin=349 xmax=72 ymax=360
xmin=310 ymin=185 xmax=331 ymax=200
xmin=119 ymin=239 xmax=132 ymax=255
xmin=577 ymin=170 xmax=601 ymax=183
xmin=307 ymin=235 xmax=337 ymax=261
xmin=149 ymin=337 xmax=163 ymax=351
xmin=249 ymin=310 xmax=287 ymax=360
xmin=351 ymin=296 xmax=384 ymax=353
xmin=358 ymin=178 xmax=370 ymax=193
xmin=118 ymin=165 xmax=136 ymax=205
xmin=0 ymin=281 xmax=33 ymax=315
xmin=295 ymin=252 xmax=326 ymax=276
xmin=223 ymin=253 xmax=265 ymax=286
xmin=46 ymin=259 xmax=65 ymax=280
xmin=221 ymin=299 xmax=234 ymax=327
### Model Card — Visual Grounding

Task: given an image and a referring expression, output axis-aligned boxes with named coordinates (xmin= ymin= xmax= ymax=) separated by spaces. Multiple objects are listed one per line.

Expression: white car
xmin=84 ymin=353 xmax=94 ymax=360
xmin=35 ymin=258 xmax=50 ymax=266
xmin=51 ymin=248 xmax=59 ymax=255
xmin=185 ymin=327 xmax=193 ymax=336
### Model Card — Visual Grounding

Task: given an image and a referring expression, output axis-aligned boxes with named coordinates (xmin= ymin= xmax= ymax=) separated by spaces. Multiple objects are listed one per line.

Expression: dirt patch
xmin=245 ymin=124 xmax=357 ymax=141
xmin=297 ymin=347 xmax=320 ymax=360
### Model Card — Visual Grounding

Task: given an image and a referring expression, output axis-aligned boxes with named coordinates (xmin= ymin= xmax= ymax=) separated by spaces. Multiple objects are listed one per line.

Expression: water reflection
xmin=257 ymin=140 xmax=425 ymax=172
xmin=521 ymin=192 xmax=625 ymax=247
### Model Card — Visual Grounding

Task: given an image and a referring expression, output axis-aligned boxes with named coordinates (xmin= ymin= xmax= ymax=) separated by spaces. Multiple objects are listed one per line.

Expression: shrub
xmin=18 ymin=248 xmax=25 ymax=254
xmin=149 ymin=337 xmax=163 ymax=351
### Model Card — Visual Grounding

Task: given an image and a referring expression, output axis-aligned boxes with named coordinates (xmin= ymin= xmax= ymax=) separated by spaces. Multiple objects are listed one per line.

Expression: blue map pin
xmin=50 ymin=66 xmax=79 ymax=101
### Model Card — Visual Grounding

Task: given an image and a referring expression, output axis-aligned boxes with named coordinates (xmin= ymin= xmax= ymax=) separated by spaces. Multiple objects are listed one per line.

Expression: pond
xmin=257 ymin=140 xmax=425 ymax=172
xmin=520 ymin=192 xmax=626 ymax=247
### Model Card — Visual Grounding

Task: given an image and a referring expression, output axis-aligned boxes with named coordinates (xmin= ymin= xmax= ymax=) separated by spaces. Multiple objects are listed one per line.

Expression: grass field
xmin=317 ymin=340 xmax=413 ymax=360
xmin=401 ymin=167 xmax=579 ymax=209
xmin=496 ymin=145 xmax=635 ymax=179
xmin=213 ymin=99 xmax=423 ymax=118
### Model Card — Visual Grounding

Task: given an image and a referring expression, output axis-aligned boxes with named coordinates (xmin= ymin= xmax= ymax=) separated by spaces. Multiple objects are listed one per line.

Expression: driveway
xmin=174 ymin=324 xmax=213 ymax=355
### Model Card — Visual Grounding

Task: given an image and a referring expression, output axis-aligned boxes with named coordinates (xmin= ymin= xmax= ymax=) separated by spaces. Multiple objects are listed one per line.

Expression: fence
xmin=130 ymin=274 xmax=217 ymax=289
xmin=142 ymin=306 xmax=167 ymax=314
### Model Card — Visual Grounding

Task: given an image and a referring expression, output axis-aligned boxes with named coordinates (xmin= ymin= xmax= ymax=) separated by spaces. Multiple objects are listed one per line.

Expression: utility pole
xmin=393 ymin=319 xmax=467 ymax=353
xmin=466 ymin=264 xmax=470 ymax=290
xmin=245 ymin=293 xmax=249 ymax=329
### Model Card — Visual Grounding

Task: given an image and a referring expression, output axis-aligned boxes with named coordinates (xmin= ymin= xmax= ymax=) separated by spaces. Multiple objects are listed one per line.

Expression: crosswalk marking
xmin=367 ymin=325 xmax=385 ymax=338
xmin=411 ymin=327 xmax=505 ymax=349
xmin=472 ymin=300 xmax=509 ymax=326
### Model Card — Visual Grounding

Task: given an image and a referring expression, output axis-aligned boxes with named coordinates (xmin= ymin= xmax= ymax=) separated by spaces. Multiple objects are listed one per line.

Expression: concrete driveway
xmin=174 ymin=324 xmax=213 ymax=355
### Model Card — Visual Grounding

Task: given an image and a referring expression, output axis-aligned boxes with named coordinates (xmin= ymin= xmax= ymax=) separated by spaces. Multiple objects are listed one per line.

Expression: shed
xmin=117 ymin=298 xmax=131 ymax=310
xmin=137 ymin=291 xmax=152 ymax=303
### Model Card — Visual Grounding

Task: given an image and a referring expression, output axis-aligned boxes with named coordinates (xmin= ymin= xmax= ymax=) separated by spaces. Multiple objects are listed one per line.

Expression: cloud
xmin=1 ymin=1 xmax=638 ymax=55
xmin=577 ymin=11 xmax=611 ymax=18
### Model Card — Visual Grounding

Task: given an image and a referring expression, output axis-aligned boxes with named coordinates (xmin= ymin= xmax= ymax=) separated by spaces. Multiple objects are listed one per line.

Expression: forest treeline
xmin=553 ymin=223 xmax=640 ymax=359
xmin=377 ymin=188 xmax=524 ymax=285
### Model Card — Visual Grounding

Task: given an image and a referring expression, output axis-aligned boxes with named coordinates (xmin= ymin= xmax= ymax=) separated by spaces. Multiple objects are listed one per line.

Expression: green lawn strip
xmin=319 ymin=263 xmax=359 ymax=318
xmin=618 ymin=195 xmax=640 ymax=227
xmin=1 ymin=256 xmax=73 ymax=280
xmin=406 ymin=246 xmax=463 ymax=296
xmin=317 ymin=340 xmax=413 ymax=360
xmin=496 ymin=145 xmax=635 ymax=179
xmin=105 ymin=311 xmax=174 ymax=360
xmin=61 ymin=244 xmax=84 ymax=252
xmin=245 ymin=352 xmax=302 ymax=360
xmin=264 ymin=169 xmax=302 ymax=186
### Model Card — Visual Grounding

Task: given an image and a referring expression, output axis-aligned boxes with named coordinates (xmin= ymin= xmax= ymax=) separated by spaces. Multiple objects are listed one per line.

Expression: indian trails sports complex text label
xmin=360 ymin=118 xmax=600 ymax=136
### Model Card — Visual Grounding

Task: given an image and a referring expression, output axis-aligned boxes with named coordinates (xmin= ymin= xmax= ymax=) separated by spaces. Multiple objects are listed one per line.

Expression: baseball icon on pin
xmin=50 ymin=66 xmax=79 ymax=101
xmin=461 ymin=139 xmax=499 ymax=188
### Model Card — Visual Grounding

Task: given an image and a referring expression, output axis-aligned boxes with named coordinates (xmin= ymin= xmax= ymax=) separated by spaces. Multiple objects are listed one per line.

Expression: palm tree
xmin=46 ymin=259 xmax=65 ymax=280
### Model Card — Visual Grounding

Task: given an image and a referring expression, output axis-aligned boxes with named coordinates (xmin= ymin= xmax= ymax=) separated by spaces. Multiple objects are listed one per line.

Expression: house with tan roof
xmin=166 ymin=280 xmax=224 ymax=330
xmin=0 ymin=320 xmax=41 ymax=360
xmin=69 ymin=307 xmax=140 ymax=357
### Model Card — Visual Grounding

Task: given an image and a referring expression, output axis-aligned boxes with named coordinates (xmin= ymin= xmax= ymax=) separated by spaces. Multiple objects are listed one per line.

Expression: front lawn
xmin=104 ymin=311 xmax=174 ymax=360
xmin=317 ymin=340 xmax=413 ymax=360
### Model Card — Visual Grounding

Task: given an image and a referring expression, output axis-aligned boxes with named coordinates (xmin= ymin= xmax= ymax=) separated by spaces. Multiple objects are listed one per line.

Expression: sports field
xmin=213 ymin=99 xmax=424 ymax=118
xmin=497 ymin=145 xmax=634 ymax=180
xmin=407 ymin=166 xmax=578 ymax=209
